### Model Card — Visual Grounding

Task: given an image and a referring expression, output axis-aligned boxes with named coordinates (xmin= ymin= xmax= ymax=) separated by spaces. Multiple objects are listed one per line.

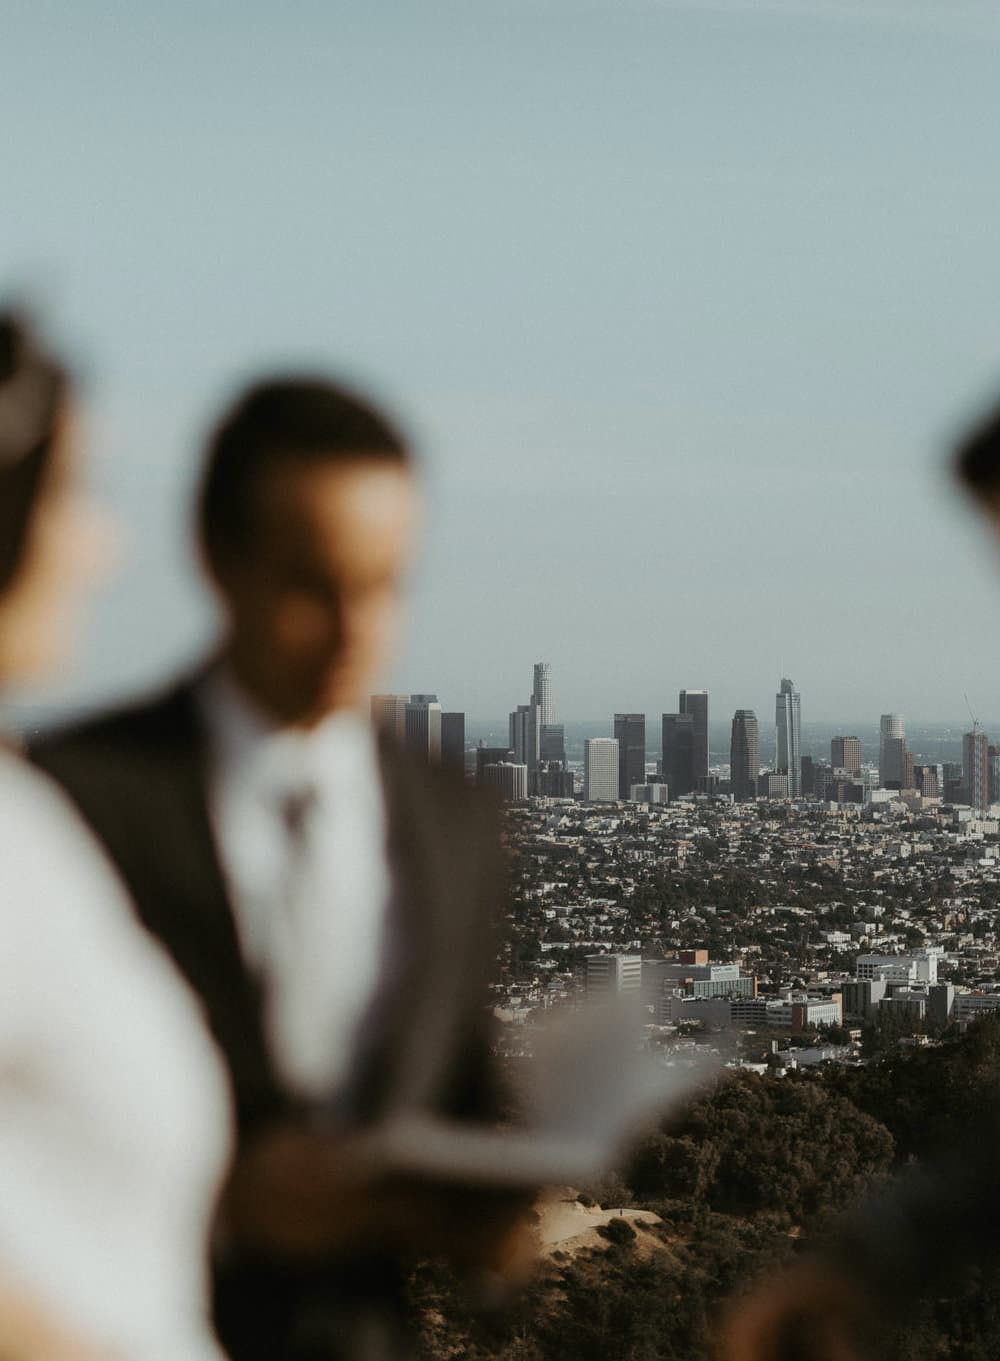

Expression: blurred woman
xmin=0 ymin=311 xmax=231 ymax=1361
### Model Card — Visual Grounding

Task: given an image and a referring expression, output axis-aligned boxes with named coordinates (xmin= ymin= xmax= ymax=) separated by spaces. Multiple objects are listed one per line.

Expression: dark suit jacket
xmin=32 ymin=674 xmax=506 ymax=1361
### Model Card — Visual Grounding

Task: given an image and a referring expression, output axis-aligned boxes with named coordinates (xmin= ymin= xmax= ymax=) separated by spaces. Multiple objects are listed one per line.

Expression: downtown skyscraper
xmin=831 ymin=735 xmax=862 ymax=776
xmin=584 ymin=738 xmax=619 ymax=803
xmin=510 ymin=661 xmax=560 ymax=794
xmin=532 ymin=662 xmax=553 ymax=725
xmin=775 ymin=678 xmax=802 ymax=797
xmin=879 ymin=714 xmax=906 ymax=788
xmin=370 ymin=694 xmax=409 ymax=742
xmin=679 ymin=689 xmax=709 ymax=788
xmin=614 ymin=713 xmax=646 ymax=799
xmin=730 ymin=710 xmax=759 ymax=802
xmin=440 ymin=711 xmax=465 ymax=771
xmin=405 ymin=694 xmax=443 ymax=763
xmin=662 ymin=713 xmax=695 ymax=797
xmin=534 ymin=661 xmax=566 ymax=765
xmin=963 ymin=728 xmax=990 ymax=811
xmin=509 ymin=702 xmax=540 ymax=775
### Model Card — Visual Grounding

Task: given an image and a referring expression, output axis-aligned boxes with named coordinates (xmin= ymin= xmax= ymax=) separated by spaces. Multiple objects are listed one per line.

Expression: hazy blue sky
xmin=5 ymin=0 xmax=1000 ymax=723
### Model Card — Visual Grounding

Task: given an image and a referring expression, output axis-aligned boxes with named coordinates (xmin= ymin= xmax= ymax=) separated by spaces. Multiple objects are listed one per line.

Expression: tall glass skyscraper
xmin=963 ymin=728 xmax=990 ymax=811
xmin=774 ymin=678 xmax=801 ymax=797
xmin=679 ymin=689 xmax=709 ymax=786
xmin=614 ymin=713 xmax=646 ymax=798
xmin=662 ymin=712 xmax=695 ymax=797
xmin=405 ymin=694 xmax=443 ymax=763
xmin=532 ymin=662 xmax=553 ymax=725
xmin=509 ymin=702 xmax=540 ymax=772
xmin=730 ymin=709 xmax=759 ymax=802
xmin=879 ymin=714 xmax=905 ymax=788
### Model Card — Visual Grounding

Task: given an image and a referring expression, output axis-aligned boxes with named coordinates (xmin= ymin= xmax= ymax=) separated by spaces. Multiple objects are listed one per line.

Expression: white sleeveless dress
xmin=0 ymin=752 xmax=232 ymax=1361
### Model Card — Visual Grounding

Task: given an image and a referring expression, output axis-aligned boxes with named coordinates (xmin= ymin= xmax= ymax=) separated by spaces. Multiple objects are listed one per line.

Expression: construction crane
xmin=965 ymin=693 xmax=980 ymax=735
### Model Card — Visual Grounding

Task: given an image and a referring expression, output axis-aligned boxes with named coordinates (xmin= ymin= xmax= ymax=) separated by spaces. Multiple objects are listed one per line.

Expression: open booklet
xmin=336 ymin=1000 xmax=719 ymax=1190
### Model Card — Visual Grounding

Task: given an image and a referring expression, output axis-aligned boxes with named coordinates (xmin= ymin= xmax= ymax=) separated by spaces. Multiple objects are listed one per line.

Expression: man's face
xmin=212 ymin=458 xmax=420 ymax=725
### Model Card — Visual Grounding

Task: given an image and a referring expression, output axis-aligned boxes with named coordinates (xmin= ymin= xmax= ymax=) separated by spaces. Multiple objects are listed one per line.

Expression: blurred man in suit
xmin=34 ymin=377 xmax=521 ymax=1361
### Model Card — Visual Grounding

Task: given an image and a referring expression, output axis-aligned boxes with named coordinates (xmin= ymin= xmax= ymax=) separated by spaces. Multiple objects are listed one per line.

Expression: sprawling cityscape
xmin=373 ymin=663 xmax=1000 ymax=1056
xmin=379 ymin=664 xmax=1000 ymax=1361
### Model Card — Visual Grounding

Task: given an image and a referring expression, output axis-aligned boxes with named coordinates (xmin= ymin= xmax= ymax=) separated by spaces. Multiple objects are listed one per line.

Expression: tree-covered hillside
xmin=409 ymin=1020 xmax=1000 ymax=1361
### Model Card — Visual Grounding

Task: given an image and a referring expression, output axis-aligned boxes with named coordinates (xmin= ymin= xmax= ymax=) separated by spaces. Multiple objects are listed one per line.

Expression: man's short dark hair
xmin=197 ymin=376 xmax=412 ymax=559
xmin=956 ymin=398 xmax=1000 ymax=502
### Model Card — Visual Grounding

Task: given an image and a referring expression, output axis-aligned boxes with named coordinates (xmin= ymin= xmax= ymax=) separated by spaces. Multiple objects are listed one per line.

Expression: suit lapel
xmin=139 ymin=679 xmax=284 ymax=1126
xmin=143 ymin=681 xmax=246 ymax=962
xmin=349 ymin=738 xmax=463 ymax=1122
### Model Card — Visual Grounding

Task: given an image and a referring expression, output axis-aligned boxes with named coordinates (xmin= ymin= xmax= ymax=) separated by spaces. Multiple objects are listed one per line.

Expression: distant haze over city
xmin=462 ymin=718 xmax=1000 ymax=768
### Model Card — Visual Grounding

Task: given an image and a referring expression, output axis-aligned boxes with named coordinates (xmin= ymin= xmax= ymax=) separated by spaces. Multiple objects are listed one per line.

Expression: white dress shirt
xmin=0 ymin=752 xmax=231 ymax=1361
xmin=199 ymin=669 xmax=392 ymax=1102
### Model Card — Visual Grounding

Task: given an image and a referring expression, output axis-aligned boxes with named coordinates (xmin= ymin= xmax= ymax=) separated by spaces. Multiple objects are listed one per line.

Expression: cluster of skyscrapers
xmin=369 ymin=693 xmax=465 ymax=768
xmin=870 ymin=712 xmax=995 ymax=811
xmin=371 ymin=664 xmax=572 ymax=800
xmin=373 ymin=667 xmax=999 ymax=812
xmin=581 ymin=681 xmax=803 ymax=805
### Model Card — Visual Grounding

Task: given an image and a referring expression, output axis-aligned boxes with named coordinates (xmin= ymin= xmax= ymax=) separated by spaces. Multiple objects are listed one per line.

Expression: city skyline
xmin=372 ymin=676 xmax=1000 ymax=736
xmin=376 ymin=670 xmax=996 ymax=775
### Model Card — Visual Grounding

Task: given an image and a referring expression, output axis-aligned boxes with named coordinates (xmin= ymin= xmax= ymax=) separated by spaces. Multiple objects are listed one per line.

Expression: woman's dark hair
xmin=956 ymin=398 xmax=1000 ymax=502
xmin=197 ymin=376 xmax=412 ymax=563
xmin=0 ymin=312 xmax=69 ymax=591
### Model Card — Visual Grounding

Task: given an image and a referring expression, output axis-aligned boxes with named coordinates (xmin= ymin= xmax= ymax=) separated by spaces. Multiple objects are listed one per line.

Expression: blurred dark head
xmin=0 ymin=312 xmax=68 ymax=591
xmin=197 ymin=376 xmax=421 ymax=727
xmin=0 ymin=313 xmax=108 ymax=684
xmin=956 ymin=399 xmax=1000 ymax=512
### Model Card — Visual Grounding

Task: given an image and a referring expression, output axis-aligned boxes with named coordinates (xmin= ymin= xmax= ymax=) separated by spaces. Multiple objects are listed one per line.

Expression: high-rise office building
xmin=441 ymin=712 xmax=465 ymax=771
xmin=881 ymin=738 xmax=907 ymax=790
xmin=730 ymin=710 xmax=759 ymax=802
xmin=775 ymin=678 xmax=802 ymax=797
xmin=540 ymin=724 xmax=566 ymax=764
xmin=614 ymin=713 xmax=646 ymax=799
xmin=481 ymin=762 xmax=528 ymax=801
xmin=879 ymin=714 xmax=905 ymax=787
xmin=662 ymin=713 xmax=695 ymax=797
xmin=584 ymin=738 xmax=619 ymax=802
xmin=532 ymin=662 xmax=553 ymax=725
xmin=508 ymin=662 xmax=551 ymax=792
xmin=990 ymin=745 xmax=1000 ymax=805
xmin=509 ymin=702 xmax=541 ymax=776
xmin=963 ymin=729 xmax=990 ymax=811
xmin=831 ymin=736 xmax=862 ymax=776
xmin=370 ymin=694 xmax=409 ymax=742
xmin=679 ymin=690 xmax=709 ymax=786
xmin=405 ymin=694 xmax=442 ymax=762
xmin=914 ymin=765 xmax=940 ymax=799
